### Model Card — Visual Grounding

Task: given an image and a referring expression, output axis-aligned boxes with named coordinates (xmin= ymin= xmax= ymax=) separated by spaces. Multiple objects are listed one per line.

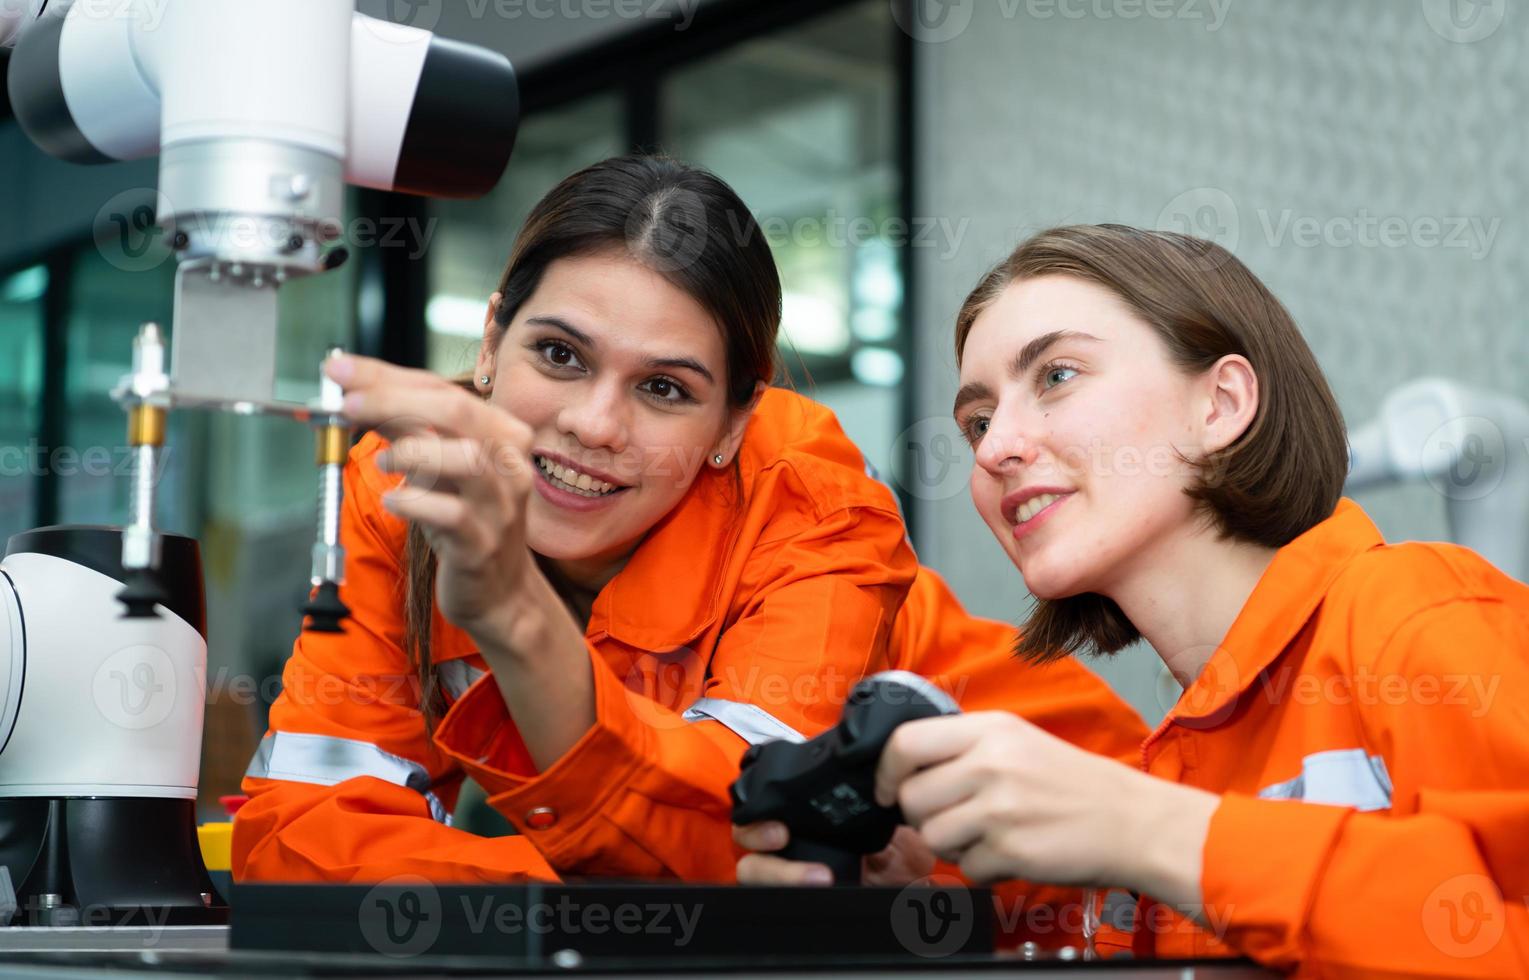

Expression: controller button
xmin=525 ymin=806 xmax=559 ymax=830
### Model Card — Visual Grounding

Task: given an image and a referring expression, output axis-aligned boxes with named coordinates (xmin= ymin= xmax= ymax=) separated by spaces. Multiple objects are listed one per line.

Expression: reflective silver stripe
xmin=438 ymin=660 xmax=486 ymax=701
xmin=245 ymin=731 xmax=452 ymax=825
xmin=681 ymin=698 xmax=806 ymax=745
xmin=1257 ymin=748 xmax=1393 ymax=812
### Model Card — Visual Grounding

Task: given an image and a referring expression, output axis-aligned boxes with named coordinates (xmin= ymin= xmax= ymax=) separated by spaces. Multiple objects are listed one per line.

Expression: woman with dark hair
xmin=232 ymin=161 xmax=1145 ymax=884
xmin=740 ymin=225 xmax=1529 ymax=975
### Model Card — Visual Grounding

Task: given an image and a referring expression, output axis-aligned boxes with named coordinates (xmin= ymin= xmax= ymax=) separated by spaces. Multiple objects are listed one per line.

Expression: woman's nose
xmin=558 ymin=381 xmax=629 ymax=454
xmin=974 ymin=404 xmax=1040 ymax=475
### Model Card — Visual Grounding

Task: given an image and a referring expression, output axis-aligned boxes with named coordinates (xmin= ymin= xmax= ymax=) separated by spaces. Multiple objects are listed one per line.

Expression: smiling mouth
xmin=533 ymin=456 xmax=627 ymax=498
xmin=1014 ymin=492 xmax=1067 ymax=524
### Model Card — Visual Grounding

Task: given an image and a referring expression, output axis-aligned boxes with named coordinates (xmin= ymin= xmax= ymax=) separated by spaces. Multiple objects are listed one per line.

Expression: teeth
xmin=1017 ymin=493 xmax=1061 ymax=524
xmin=535 ymin=456 xmax=618 ymax=497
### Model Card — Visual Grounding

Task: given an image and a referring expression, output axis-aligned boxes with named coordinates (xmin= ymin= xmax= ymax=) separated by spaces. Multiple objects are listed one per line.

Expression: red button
xmin=525 ymin=806 xmax=558 ymax=830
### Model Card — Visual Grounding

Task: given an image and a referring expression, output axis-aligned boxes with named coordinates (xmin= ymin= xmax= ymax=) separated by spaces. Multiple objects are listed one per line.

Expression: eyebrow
xmin=525 ymin=315 xmax=716 ymax=386
xmin=951 ymin=329 xmax=1102 ymax=416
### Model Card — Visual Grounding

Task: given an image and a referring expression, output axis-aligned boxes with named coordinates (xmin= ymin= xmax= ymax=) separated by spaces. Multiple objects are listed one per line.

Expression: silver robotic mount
xmin=0 ymin=0 xmax=518 ymax=927
xmin=4 ymin=0 xmax=519 ymax=629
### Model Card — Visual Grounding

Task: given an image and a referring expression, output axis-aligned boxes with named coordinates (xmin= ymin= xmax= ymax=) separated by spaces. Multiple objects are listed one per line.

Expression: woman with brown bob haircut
xmin=740 ymin=225 xmax=1529 ymax=975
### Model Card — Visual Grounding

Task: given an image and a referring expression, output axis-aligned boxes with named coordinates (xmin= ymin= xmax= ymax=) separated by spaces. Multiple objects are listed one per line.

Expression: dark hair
xmin=405 ymin=155 xmax=782 ymax=724
xmin=954 ymin=224 xmax=1347 ymax=662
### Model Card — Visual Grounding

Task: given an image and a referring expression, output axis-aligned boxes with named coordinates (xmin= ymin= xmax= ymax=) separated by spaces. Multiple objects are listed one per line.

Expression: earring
xmin=480 ymin=375 xmax=491 ymax=385
xmin=713 ymin=454 xmax=724 ymax=466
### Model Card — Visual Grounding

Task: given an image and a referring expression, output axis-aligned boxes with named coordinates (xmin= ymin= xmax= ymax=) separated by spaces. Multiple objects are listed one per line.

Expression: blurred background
xmin=2 ymin=0 xmax=1526 ymax=815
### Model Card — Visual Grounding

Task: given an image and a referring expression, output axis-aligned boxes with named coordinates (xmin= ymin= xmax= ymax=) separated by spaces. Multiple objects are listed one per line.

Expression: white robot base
xmin=0 ymin=527 xmax=226 ymax=927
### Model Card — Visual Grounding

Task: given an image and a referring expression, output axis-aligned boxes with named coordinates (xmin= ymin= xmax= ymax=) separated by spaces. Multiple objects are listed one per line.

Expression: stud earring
xmin=480 ymin=375 xmax=491 ymax=385
xmin=713 ymin=454 xmax=724 ymax=466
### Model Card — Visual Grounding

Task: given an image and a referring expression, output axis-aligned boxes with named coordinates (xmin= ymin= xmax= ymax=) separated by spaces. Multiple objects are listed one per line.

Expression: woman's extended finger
xmin=324 ymin=353 xmax=444 ymax=395
xmin=736 ymin=853 xmax=834 ymax=886
xmin=342 ymin=383 xmax=502 ymax=443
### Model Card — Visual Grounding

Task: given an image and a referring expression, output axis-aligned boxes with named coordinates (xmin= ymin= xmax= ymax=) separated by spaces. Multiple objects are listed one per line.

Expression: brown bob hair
xmin=953 ymin=224 xmax=1348 ymax=662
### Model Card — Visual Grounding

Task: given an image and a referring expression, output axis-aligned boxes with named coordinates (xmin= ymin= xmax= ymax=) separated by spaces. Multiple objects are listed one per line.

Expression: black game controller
xmin=730 ymin=670 xmax=961 ymax=885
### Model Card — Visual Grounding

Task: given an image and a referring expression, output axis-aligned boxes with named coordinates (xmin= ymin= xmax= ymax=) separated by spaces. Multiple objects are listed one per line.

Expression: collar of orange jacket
xmin=587 ymin=387 xmax=850 ymax=652
xmin=1165 ymin=498 xmax=1384 ymax=723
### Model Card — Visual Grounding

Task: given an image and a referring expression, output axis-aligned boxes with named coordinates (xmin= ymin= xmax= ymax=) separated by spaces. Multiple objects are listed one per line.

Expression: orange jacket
xmin=233 ymin=387 xmax=1146 ymax=886
xmin=1094 ymin=500 xmax=1529 ymax=977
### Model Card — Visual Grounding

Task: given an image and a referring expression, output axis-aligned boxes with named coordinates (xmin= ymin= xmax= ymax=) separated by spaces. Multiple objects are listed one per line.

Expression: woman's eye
xmin=1043 ymin=365 xmax=1078 ymax=389
xmin=536 ymin=341 xmax=582 ymax=370
xmin=962 ymin=415 xmax=990 ymax=444
xmin=641 ymin=377 xmax=692 ymax=404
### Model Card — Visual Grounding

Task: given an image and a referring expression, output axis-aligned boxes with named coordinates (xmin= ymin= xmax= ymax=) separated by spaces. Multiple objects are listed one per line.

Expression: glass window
xmin=0 ymin=265 xmax=46 ymax=543
xmin=426 ymin=94 xmax=625 ymax=376
xmin=663 ymin=0 xmax=902 ymax=479
xmin=59 ymin=247 xmax=177 ymax=528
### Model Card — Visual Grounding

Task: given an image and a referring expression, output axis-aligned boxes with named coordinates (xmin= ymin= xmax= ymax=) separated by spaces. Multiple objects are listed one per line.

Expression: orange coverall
xmin=1092 ymin=499 xmax=1529 ymax=977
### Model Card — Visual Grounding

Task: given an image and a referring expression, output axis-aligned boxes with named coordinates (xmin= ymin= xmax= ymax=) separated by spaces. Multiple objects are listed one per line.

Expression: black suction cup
xmin=116 ymin=568 xmax=170 ymax=619
xmin=302 ymin=580 xmax=350 ymax=633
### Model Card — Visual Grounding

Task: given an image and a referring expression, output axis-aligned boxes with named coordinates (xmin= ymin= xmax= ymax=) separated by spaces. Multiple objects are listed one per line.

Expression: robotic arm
xmin=4 ymin=0 xmax=520 ymax=626
xmin=1346 ymin=377 xmax=1529 ymax=583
